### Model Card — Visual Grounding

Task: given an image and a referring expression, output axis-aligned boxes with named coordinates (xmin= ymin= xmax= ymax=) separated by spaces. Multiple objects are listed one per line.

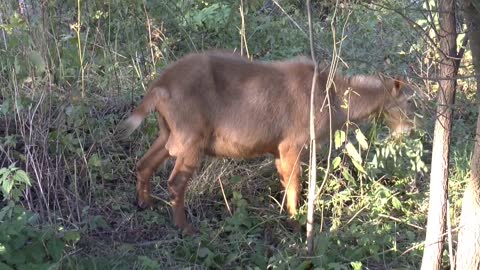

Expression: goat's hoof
xmin=136 ymin=198 xmax=154 ymax=210
xmin=287 ymin=219 xmax=301 ymax=233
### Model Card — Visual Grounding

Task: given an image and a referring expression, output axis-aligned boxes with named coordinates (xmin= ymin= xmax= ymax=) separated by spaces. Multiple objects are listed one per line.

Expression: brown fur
xmin=118 ymin=52 xmax=413 ymax=234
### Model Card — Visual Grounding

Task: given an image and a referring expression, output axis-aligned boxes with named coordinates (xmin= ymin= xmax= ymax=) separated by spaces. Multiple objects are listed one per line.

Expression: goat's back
xmin=152 ymin=54 xmax=324 ymax=157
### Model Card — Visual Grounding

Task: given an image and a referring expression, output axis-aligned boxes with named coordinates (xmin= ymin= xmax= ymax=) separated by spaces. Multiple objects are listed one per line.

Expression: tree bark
xmin=421 ymin=0 xmax=458 ymax=269
xmin=456 ymin=1 xmax=480 ymax=269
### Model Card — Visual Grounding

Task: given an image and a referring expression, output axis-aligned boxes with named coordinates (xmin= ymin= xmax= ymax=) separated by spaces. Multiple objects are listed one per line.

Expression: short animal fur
xmin=118 ymin=52 xmax=413 ymax=234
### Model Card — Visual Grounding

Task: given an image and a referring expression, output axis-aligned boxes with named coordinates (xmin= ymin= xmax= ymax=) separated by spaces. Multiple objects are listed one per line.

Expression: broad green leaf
xmin=2 ymin=178 xmax=14 ymax=196
xmin=351 ymin=261 xmax=363 ymax=270
xmin=355 ymin=129 xmax=369 ymax=150
xmin=391 ymin=196 xmax=402 ymax=210
xmin=334 ymin=130 xmax=346 ymax=149
xmin=88 ymin=153 xmax=101 ymax=168
xmin=13 ymin=170 xmax=31 ymax=186
xmin=345 ymin=142 xmax=362 ymax=163
xmin=229 ymin=175 xmax=241 ymax=184
xmin=332 ymin=156 xmax=341 ymax=170
xmin=0 ymin=168 xmax=11 ymax=183
xmin=197 ymin=247 xmax=210 ymax=258
xmin=63 ymin=231 xmax=81 ymax=243
xmin=0 ymin=167 xmax=9 ymax=176
xmin=351 ymin=159 xmax=366 ymax=174
xmin=341 ymin=169 xmax=355 ymax=185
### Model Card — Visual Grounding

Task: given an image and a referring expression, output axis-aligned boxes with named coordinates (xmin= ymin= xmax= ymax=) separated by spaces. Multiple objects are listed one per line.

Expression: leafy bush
xmin=0 ymin=166 xmax=78 ymax=269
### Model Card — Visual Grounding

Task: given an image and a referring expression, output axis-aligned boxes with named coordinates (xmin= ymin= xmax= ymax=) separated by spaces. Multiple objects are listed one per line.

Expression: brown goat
xmin=118 ymin=52 xmax=413 ymax=234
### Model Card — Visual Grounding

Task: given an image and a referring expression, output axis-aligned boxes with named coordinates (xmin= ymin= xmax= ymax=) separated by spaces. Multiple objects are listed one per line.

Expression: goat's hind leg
xmin=275 ymin=143 xmax=304 ymax=231
xmin=136 ymin=116 xmax=170 ymax=209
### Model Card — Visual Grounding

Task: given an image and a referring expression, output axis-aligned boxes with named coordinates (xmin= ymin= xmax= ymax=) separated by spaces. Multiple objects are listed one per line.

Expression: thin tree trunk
xmin=421 ymin=0 xmax=458 ymax=269
xmin=456 ymin=1 xmax=480 ymax=269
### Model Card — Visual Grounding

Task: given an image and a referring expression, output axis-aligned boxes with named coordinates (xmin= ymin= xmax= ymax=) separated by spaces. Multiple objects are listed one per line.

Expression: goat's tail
xmin=116 ymin=87 xmax=168 ymax=139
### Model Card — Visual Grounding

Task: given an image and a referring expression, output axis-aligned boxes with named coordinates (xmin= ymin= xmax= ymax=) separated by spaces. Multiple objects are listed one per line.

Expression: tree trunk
xmin=421 ymin=0 xmax=458 ymax=269
xmin=456 ymin=1 xmax=480 ymax=269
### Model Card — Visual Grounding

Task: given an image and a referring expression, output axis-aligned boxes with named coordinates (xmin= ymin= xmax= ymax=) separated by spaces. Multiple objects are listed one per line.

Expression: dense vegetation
xmin=0 ymin=0 xmax=477 ymax=269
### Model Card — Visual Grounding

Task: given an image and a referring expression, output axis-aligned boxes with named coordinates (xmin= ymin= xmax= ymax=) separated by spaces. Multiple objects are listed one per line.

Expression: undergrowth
xmin=0 ymin=0 xmax=477 ymax=269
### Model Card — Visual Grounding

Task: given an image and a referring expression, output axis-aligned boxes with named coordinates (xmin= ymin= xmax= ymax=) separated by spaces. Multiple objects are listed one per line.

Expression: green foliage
xmin=173 ymin=191 xmax=268 ymax=268
xmin=297 ymin=126 xmax=427 ymax=267
xmin=368 ymin=130 xmax=429 ymax=179
xmin=183 ymin=2 xmax=233 ymax=33
xmin=0 ymin=165 xmax=31 ymax=202
xmin=0 ymin=167 xmax=75 ymax=269
xmin=0 ymin=12 xmax=45 ymax=83
xmin=0 ymin=204 xmax=64 ymax=270
xmin=136 ymin=256 xmax=161 ymax=270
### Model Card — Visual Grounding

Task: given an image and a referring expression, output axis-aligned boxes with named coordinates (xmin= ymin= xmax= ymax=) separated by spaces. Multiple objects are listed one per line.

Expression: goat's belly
xmin=205 ymin=134 xmax=277 ymax=158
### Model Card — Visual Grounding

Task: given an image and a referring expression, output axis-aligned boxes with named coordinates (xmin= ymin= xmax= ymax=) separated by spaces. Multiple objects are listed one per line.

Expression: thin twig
xmin=306 ymin=0 xmax=317 ymax=255
xmin=239 ymin=0 xmax=250 ymax=58
xmin=271 ymin=0 xmax=307 ymax=36
xmin=446 ymin=199 xmax=454 ymax=270
xmin=217 ymin=176 xmax=232 ymax=216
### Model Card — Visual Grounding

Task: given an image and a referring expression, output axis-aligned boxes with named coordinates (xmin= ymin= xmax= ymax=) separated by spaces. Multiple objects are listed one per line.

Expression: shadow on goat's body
xmin=118 ymin=51 xmax=414 ymax=235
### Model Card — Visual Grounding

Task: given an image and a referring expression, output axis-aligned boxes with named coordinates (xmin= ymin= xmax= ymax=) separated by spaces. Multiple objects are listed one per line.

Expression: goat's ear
xmin=392 ymin=76 xmax=405 ymax=96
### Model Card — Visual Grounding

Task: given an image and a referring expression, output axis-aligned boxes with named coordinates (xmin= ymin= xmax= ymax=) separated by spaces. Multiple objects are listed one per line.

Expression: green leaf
xmin=351 ymin=159 xmax=367 ymax=174
xmin=63 ymin=231 xmax=81 ymax=244
xmin=332 ymin=156 xmax=341 ymax=170
xmin=46 ymin=238 xmax=64 ymax=261
xmin=296 ymin=260 xmax=313 ymax=270
xmin=229 ymin=175 xmax=241 ymax=184
xmin=0 ymin=167 xmax=9 ymax=177
xmin=391 ymin=196 xmax=402 ymax=210
xmin=13 ymin=170 xmax=31 ymax=186
xmin=0 ymin=168 xmax=12 ymax=183
xmin=345 ymin=142 xmax=362 ymax=163
xmin=197 ymin=247 xmax=210 ymax=258
xmin=2 ymin=178 xmax=14 ymax=196
xmin=351 ymin=261 xmax=363 ymax=270
xmin=0 ymin=262 xmax=14 ymax=270
xmin=137 ymin=256 xmax=160 ymax=269
xmin=24 ymin=241 xmax=46 ymax=264
xmin=28 ymin=51 xmax=46 ymax=73
xmin=88 ymin=215 xmax=110 ymax=230
xmin=334 ymin=130 xmax=346 ymax=149
xmin=355 ymin=129 xmax=369 ymax=150
xmin=8 ymin=246 xmax=27 ymax=264
xmin=88 ymin=154 xmax=101 ymax=168
xmin=341 ymin=169 xmax=355 ymax=185
xmin=0 ymin=203 xmax=13 ymax=221
xmin=11 ymin=234 xmax=28 ymax=249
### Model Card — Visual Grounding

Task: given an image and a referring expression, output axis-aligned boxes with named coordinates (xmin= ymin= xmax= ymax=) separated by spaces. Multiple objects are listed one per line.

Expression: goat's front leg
xmin=167 ymin=149 xmax=200 ymax=235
